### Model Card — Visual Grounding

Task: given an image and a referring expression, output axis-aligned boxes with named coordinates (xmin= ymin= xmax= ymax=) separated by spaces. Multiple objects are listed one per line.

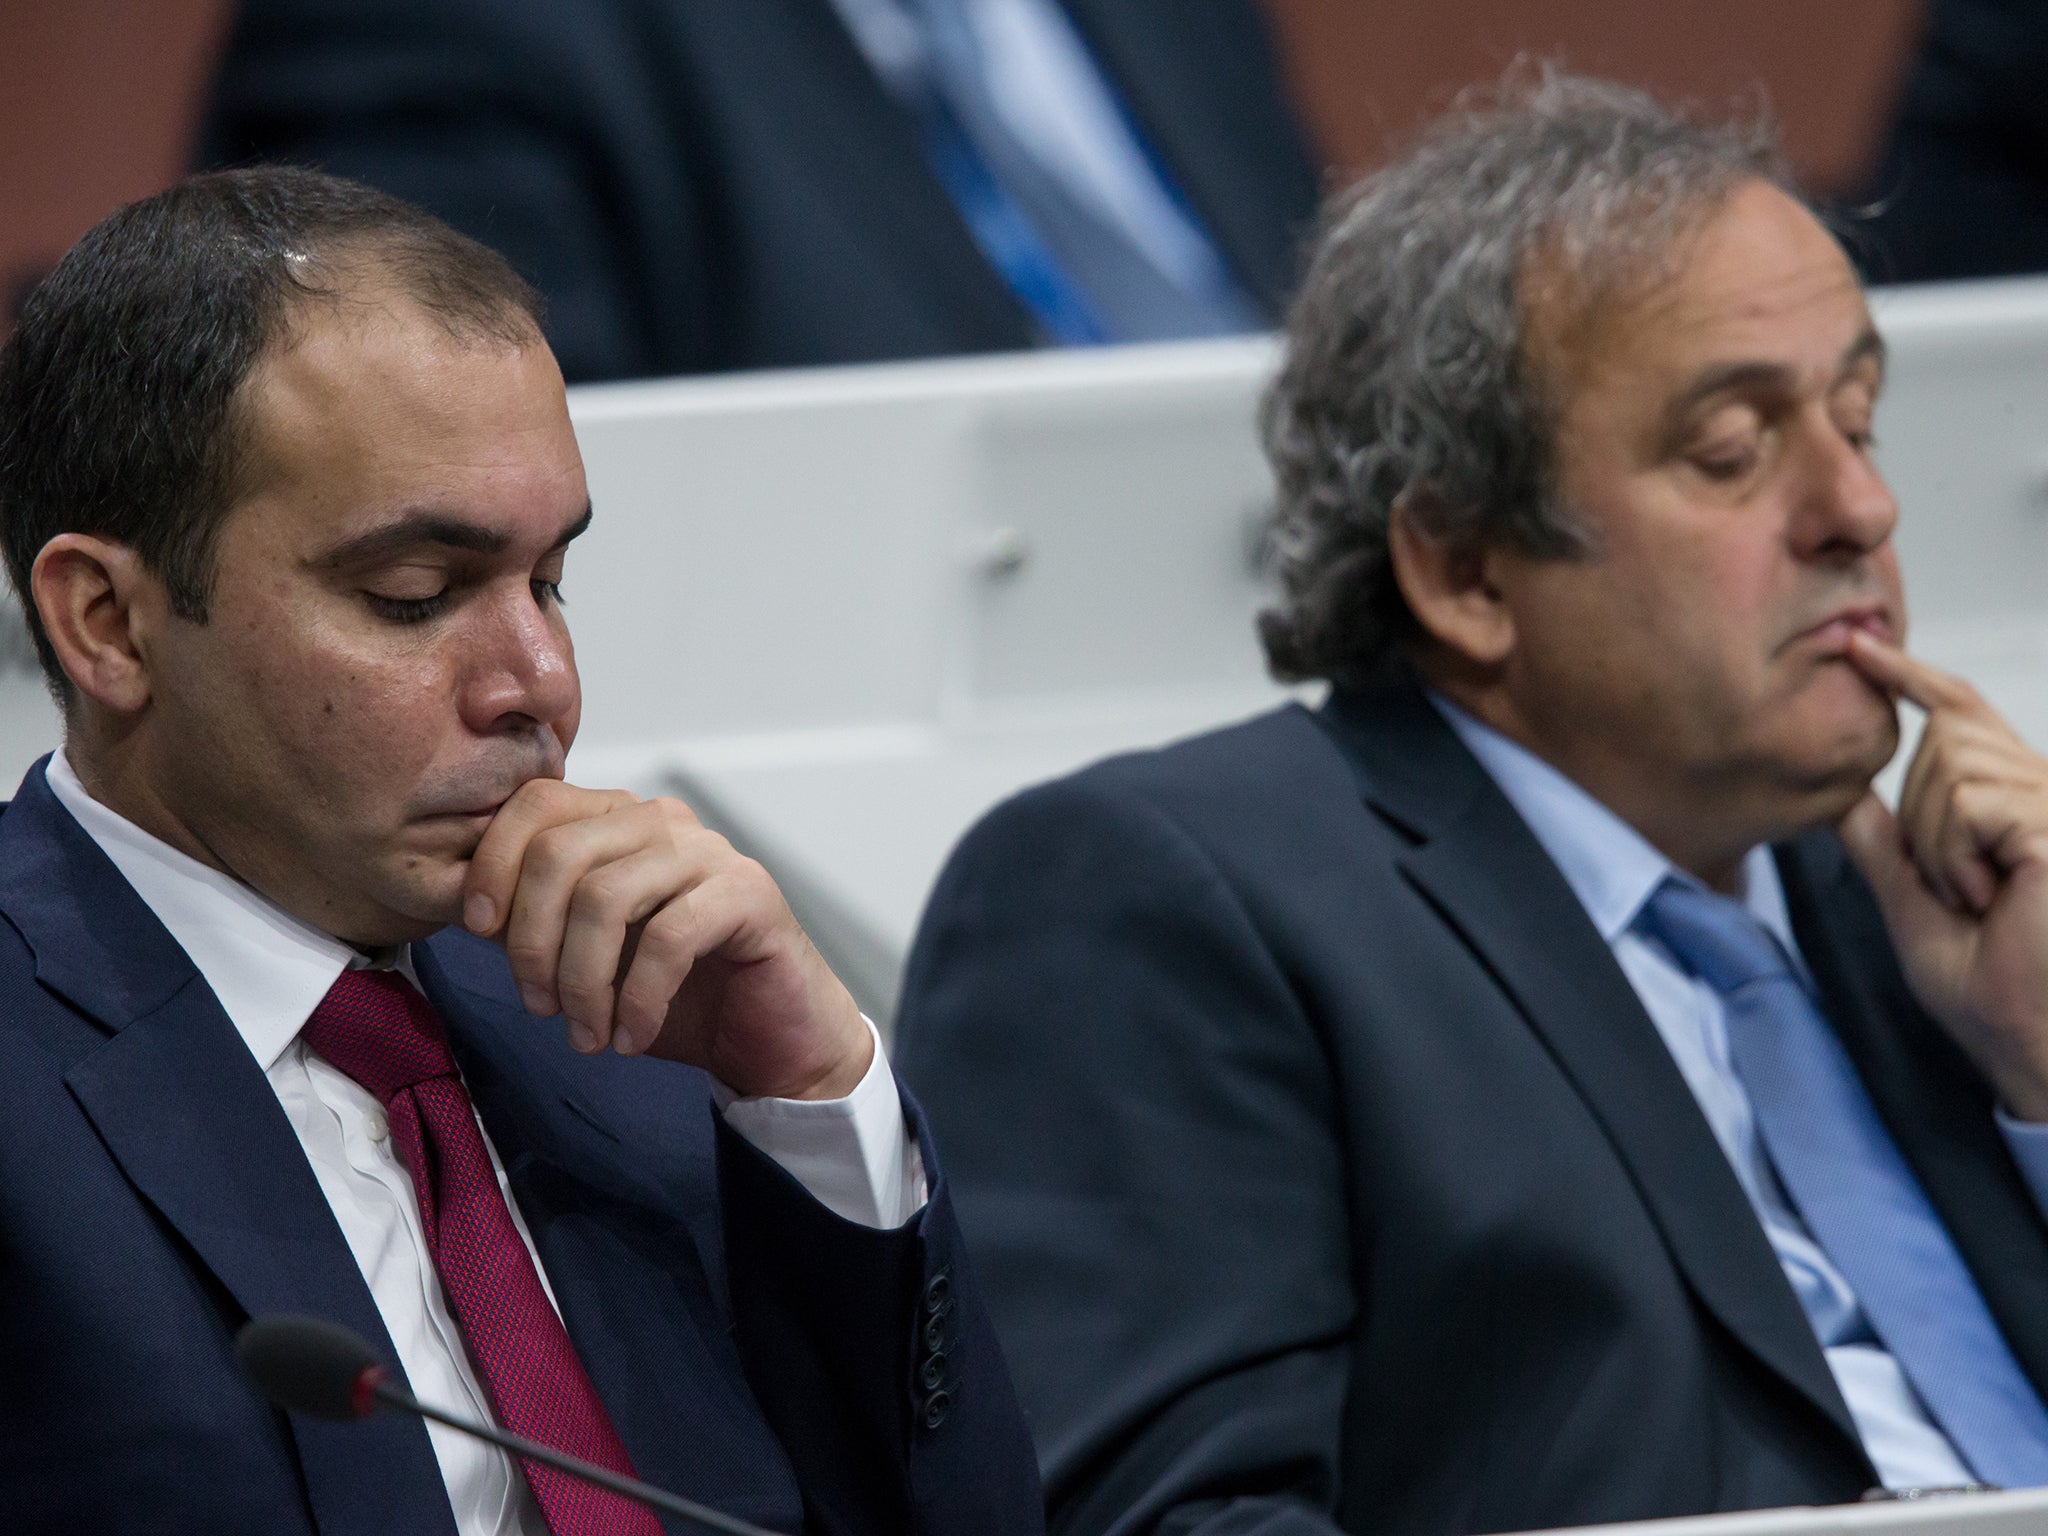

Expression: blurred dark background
xmin=0 ymin=0 xmax=1936 ymax=345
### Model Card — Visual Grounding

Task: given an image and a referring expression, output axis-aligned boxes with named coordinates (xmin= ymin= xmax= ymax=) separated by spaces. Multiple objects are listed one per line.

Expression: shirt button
xmin=363 ymin=1109 xmax=390 ymax=1143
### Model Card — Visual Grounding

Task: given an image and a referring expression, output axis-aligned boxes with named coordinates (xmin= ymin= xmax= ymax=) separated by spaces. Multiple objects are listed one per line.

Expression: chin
xmin=364 ymin=856 xmax=471 ymax=942
xmin=1786 ymin=711 xmax=1900 ymax=826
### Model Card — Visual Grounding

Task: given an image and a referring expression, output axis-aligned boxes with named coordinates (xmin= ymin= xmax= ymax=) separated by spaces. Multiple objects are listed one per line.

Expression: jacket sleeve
xmin=717 ymin=1097 xmax=1046 ymax=1536
xmin=894 ymin=773 xmax=1355 ymax=1536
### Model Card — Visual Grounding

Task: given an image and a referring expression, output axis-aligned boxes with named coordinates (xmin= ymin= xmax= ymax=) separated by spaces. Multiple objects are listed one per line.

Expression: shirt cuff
xmin=711 ymin=1017 xmax=929 ymax=1229
xmin=1995 ymin=1107 xmax=2048 ymax=1217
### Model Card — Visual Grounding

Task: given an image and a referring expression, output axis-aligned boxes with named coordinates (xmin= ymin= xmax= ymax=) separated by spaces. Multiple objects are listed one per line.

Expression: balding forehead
xmin=1522 ymin=180 xmax=1865 ymax=411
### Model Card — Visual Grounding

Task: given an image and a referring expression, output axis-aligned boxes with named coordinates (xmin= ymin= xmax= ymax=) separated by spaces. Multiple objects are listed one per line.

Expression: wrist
xmin=780 ymin=1008 xmax=875 ymax=1101
xmin=718 ymin=1000 xmax=873 ymax=1102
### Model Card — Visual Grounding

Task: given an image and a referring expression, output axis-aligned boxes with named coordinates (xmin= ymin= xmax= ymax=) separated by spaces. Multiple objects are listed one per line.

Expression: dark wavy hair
xmin=1258 ymin=70 xmax=1789 ymax=688
xmin=0 ymin=166 xmax=543 ymax=701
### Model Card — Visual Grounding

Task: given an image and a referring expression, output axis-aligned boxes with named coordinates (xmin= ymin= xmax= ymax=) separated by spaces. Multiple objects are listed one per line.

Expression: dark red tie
xmin=300 ymin=966 xmax=660 ymax=1535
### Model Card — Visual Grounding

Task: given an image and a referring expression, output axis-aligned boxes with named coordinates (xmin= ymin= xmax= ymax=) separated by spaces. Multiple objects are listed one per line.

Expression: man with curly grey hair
xmin=896 ymin=71 xmax=2048 ymax=1535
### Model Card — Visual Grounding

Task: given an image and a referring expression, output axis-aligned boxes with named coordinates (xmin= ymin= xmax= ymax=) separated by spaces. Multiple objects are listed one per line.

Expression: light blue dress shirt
xmin=1433 ymin=694 xmax=2048 ymax=1488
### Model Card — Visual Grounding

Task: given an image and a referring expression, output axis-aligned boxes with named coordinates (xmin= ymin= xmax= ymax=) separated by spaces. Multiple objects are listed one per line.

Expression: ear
xmin=30 ymin=534 xmax=163 ymax=714
xmin=1387 ymin=493 xmax=1517 ymax=670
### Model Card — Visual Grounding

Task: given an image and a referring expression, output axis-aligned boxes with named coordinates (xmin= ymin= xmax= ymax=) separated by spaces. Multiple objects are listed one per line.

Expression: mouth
xmin=423 ymin=802 xmax=507 ymax=821
xmin=1788 ymin=603 xmax=1896 ymax=656
xmin=408 ymin=747 xmax=567 ymax=832
xmin=406 ymin=797 xmax=514 ymax=850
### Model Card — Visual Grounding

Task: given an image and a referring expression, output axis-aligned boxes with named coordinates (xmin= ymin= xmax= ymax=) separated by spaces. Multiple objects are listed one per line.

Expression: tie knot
xmin=1637 ymin=876 xmax=1796 ymax=997
xmin=299 ymin=966 xmax=456 ymax=1103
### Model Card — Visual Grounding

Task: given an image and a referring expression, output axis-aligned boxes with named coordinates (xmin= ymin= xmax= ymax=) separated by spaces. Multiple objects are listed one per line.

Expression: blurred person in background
xmin=1855 ymin=0 xmax=2048 ymax=284
xmin=897 ymin=73 xmax=2048 ymax=1535
xmin=199 ymin=0 xmax=1323 ymax=384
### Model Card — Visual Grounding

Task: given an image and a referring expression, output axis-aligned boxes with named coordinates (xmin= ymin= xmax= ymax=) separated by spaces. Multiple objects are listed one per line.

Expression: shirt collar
xmin=1426 ymin=691 xmax=1797 ymax=954
xmin=44 ymin=749 xmax=403 ymax=1071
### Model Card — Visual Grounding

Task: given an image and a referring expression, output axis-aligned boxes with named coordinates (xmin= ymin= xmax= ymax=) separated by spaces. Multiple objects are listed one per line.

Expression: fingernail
xmin=519 ymin=984 xmax=553 ymax=1016
xmin=569 ymin=1021 xmax=598 ymax=1053
xmin=465 ymin=894 xmax=496 ymax=933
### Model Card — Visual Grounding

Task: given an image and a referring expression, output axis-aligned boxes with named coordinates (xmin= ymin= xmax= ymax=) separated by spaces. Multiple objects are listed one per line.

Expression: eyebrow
xmin=310 ymin=501 xmax=594 ymax=571
xmin=1660 ymin=327 xmax=1888 ymax=436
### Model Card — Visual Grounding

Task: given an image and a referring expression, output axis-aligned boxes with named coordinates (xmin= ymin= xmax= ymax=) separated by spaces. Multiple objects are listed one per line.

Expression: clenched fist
xmin=459 ymin=779 xmax=871 ymax=1101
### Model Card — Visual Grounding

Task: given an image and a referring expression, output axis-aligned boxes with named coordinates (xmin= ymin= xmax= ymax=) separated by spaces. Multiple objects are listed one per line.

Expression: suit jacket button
xmin=920 ymin=1350 xmax=948 ymax=1391
xmin=922 ymin=1272 xmax=951 ymax=1314
xmin=922 ymin=1389 xmax=952 ymax=1430
xmin=923 ymin=1313 xmax=948 ymax=1352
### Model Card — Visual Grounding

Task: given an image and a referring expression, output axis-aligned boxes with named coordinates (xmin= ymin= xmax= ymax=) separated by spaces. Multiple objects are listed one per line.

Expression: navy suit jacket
xmin=1854 ymin=0 xmax=2048 ymax=284
xmin=0 ymin=760 xmax=1042 ymax=1536
xmin=197 ymin=0 xmax=1324 ymax=383
xmin=894 ymin=683 xmax=2048 ymax=1536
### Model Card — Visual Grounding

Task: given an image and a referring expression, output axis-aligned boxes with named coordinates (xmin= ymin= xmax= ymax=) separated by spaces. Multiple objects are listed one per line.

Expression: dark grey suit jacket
xmin=894 ymin=682 xmax=2048 ymax=1536
xmin=199 ymin=0 xmax=1323 ymax=383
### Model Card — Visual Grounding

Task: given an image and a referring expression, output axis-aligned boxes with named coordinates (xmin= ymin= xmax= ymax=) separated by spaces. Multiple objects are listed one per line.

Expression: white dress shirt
xmin=44 ymin=750 xmax=925 ymax=1536
xmin=1431 ymin=696 xmax=1991 ymax=1488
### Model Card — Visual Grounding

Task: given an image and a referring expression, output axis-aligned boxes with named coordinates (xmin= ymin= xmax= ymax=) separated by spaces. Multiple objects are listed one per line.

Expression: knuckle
xmin=741 ymin=858 xmax=789 ymax=910
xmin=648 ymin=794 xmax=699 ymax=826
xmin=505 ymin=939 xmax=556 ymax=977
xmin=572 ymin=867 xmax=632 ymax=917
xmin=527 ymin=825 xmax=581 ymax=879
xmin=556 ymin=971 xmax=612 ymax=1009
xmin=612 ymin=991 xmax=657 ymax=1037
xmin=636 ymin=905 xmax=696 ymax=957
xmin=511 ymin=778 xmax=570 ymax=820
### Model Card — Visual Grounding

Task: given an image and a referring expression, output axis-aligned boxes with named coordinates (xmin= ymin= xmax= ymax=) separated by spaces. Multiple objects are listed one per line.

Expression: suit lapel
xmin=0 ymin=767 xmax=455 ymax=1536
xmin=694 ymin=0 xmax=1036 ymax=348
xmin=1318 ymin=688 xmax=1864 ymax=1453
xmin=1058 ymin=0 xmax=1321 ymax=313
xmin=1781 ymin=833 xmax=2048 ymax=1402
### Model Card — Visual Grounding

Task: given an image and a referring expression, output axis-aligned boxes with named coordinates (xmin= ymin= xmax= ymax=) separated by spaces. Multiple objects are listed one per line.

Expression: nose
xmin=1791 ymin=411 xmax=1898 ymax=561
xmin=457 ymin=584 xmax=580 ymax=741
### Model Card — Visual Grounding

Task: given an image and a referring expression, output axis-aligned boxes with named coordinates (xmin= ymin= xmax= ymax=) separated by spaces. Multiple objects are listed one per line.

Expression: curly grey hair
xmin=1258 ymin=71 xmax=1790 ymax=688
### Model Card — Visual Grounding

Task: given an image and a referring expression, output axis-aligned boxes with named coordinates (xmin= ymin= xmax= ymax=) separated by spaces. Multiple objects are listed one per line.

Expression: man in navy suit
xmin=198 ymin=0 xmax=1324 ymax=383
xmin=0 ymin=166 xmax=1041 ymax=1535
xmin=897 ymin=75 xmax=2048 ymax=1534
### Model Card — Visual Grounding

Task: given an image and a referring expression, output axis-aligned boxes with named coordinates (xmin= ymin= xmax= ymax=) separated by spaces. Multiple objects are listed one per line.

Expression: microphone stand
xmin=372 ymin=1378 xmax=783 ymax=1536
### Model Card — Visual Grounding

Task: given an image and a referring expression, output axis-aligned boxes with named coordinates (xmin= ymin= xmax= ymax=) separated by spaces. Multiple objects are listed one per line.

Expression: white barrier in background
xmin=562 ymin=336 xmax=1294 ymax=1013
xmin=0 ymin=280 xmax=2043 ymax=1017
xmin=562 ymin=279 xmax=2048 ymax=1019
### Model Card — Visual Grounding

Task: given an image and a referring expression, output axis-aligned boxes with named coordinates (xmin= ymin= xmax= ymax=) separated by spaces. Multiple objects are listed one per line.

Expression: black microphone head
xmin=236 ymin=1314 xmax=390 ymax=1421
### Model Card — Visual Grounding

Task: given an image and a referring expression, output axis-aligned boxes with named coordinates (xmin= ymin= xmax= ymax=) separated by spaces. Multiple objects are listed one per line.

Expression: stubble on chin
xmin=1794 ymin=697 xmax=1900 ymax=825
xmin=355 ymin=846 xmax=473 ymax=943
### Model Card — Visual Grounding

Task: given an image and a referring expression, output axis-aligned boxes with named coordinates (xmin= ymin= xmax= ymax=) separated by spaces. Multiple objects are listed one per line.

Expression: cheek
xmin=246 ymin=639 xmax=451 ymax=803
xmin=1606 ymin=518 xmax=1782 ymax=683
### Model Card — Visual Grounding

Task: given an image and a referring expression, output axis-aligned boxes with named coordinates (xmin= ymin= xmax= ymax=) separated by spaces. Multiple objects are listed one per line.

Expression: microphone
xmin=237 ymin=1314 xmax=783 ymax=1536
